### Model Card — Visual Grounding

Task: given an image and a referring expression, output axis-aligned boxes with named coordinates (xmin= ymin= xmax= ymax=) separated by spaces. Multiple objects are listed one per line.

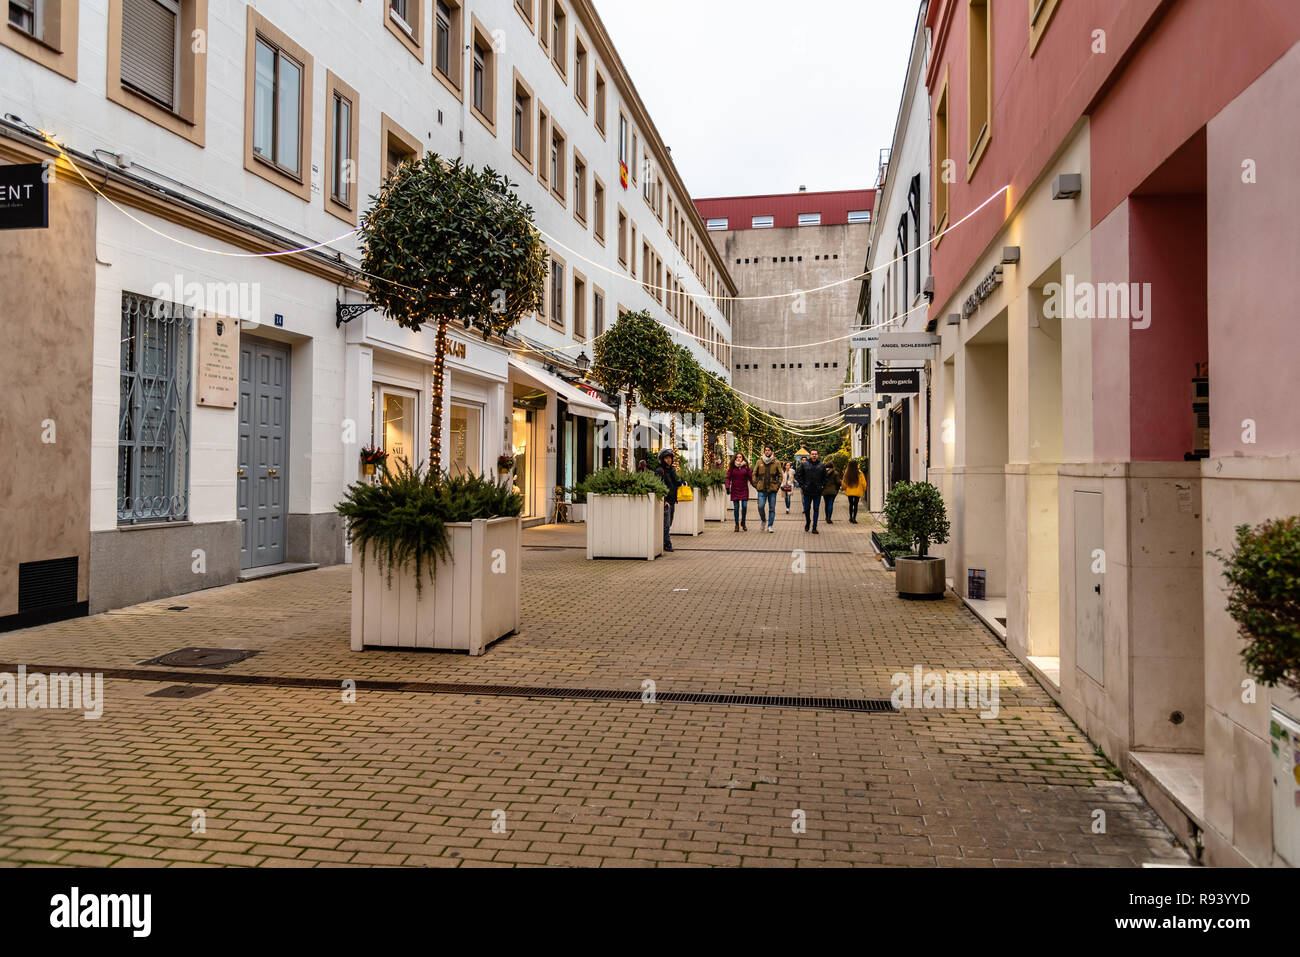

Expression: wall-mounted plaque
xmin=196 ymin=313 xmax=239 ymax=408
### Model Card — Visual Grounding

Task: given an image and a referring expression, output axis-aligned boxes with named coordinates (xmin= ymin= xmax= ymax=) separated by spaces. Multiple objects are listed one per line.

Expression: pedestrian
xmin=794 ymin=449 xmax=828 ymax=533
xmin=752 ymin=444 xmax=783 ymax=533
xmin=841 ymin=459 xmax=866 ymax=524
xmin=725 ymin=453 xmax=754 ymax=531
xmin=782 ymin=460 xmax=796 ymax=513
xmin=653 ymin=449 xmax=681 ymax=553
xmin=822 ymin=459 xmax=840 ymax=525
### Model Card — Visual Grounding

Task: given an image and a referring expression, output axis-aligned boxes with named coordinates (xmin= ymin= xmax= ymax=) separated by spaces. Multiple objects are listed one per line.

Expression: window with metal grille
xmin=121 ymin=0 xmax=180 ymax=111
xmin=118 ymin=291 xmax=191 ymax=524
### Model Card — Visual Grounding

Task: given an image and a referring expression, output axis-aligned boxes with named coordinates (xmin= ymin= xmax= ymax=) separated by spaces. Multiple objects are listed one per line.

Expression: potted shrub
xmin=670 ymin=467 xmax=708 ymax=537
xmin=360 ymin=446 xmax=388 ymax=476
xmin=580 ymin=466 xmax=669 ymax=560
xmin=337 ymin=462 xmax=524 ymax=655
xmin=1212 ymin=517 xmax=1300 ymax=697
xmin=883 ymin=481 xmax=951 ymax=600
xmin=687 ymin=467 xmax=727 ymax=523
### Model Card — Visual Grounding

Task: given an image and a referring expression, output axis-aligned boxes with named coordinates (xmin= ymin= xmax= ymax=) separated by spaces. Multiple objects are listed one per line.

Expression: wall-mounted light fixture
xmin=1001 ymin=246 xmax=1021 ymax=265
xmin=576 ymin=352 xmax=590 ymax=374
xmin=922 ymin=276 xmax=935 ymax=302
xmin=946 ymin=313 xmax=961 ymax=326
xmin=1052 ymin=173 xmax=1082 ymax=200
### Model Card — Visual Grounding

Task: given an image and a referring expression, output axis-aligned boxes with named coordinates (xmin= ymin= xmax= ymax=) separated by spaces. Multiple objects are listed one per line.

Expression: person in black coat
xmin=653 ymin=448 xmax=681 ymax=552
xmin=795 ymin=450 xmax=828 ymax=534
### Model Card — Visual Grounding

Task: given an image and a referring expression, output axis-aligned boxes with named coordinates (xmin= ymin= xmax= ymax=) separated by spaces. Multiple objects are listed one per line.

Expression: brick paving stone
xmin=0 ymin=515 xmax=1188 ymax=867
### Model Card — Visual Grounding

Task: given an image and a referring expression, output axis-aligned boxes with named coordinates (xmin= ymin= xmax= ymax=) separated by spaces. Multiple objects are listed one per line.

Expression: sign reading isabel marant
xmin=0 ymin=163 xmax=50 ymax=230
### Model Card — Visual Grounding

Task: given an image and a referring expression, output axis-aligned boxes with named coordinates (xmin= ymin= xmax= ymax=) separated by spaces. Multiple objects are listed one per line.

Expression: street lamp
xmin=576 ymin=351 xmax=590 ymax=375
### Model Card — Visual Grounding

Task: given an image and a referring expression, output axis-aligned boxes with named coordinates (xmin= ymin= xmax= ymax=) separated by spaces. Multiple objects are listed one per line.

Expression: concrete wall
xmin=0 ymin=163 xmax=96 ymax=625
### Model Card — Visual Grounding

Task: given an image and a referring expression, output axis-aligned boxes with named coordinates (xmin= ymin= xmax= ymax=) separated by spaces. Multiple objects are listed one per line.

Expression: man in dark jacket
xmin=653 ymin=448 xmax=681 ymax=553
xmin=795 ymin=449 xmax=828 ymax=534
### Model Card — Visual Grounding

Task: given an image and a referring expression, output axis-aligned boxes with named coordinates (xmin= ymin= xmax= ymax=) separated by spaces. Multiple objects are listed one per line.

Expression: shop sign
xmin=0 ymin=163 xmax=49 ymax=230
xmin=961 ymin=264 xmax=1004 ymax=319
xmin=875 ymin=369 xmax=921 ymax=395
xmin=196 ymin=314 xmax=239 ymax=408
xmin=849 ymin=330 xmax=879 ymax=350
xmin=445 ymin=340 xmax=467 ymax=360
xmin=843 ymin=406 xmax=873 ymax=425
xmin=876 ymin=332 xmax=940 ymax=360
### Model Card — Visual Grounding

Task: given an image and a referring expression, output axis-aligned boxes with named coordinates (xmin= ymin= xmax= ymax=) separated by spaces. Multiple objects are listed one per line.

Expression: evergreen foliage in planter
xmin=336 ymin=460 xmax=522 ymax=595
xmin=592 ymin=311 xmax=677 ymax=469
xmin=358 ymin=155 xmax=546 ymax=473
xmin=883 ymin=481 xmax=951 ymax=599
xmin=1212 ymin=516 xmax=1300 ymax=695
xmin=574 ymin=466 xmax=669 ymax=500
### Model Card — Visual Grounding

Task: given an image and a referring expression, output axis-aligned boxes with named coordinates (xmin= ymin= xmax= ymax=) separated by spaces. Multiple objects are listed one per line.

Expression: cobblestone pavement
xmin=0 ymin=512 xmax=1190 ymax=867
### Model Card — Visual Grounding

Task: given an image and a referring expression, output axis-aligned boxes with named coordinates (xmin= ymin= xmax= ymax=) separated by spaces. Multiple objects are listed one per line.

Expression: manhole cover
xmin=147 ymin=685 xmax=215 ymax=699
xmin=139 ymin=648 xmax=257 ymax=669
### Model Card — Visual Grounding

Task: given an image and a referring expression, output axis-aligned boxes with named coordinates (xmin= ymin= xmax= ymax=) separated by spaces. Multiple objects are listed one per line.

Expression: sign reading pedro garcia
xmin=0 ymin=163 xmax=49 ymax=230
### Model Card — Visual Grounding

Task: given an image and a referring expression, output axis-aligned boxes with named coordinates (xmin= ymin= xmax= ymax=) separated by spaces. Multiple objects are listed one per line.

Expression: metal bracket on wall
xmin=336 ymin=300 xmax=378 ymax=328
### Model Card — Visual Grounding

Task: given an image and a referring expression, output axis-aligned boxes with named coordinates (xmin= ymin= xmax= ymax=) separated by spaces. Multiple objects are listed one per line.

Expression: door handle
xmin=268 ymin=469 xmax=278 ymax=476
xmin=1094 ymin=584 xmax=1101 ymax=594
xmin=237 ymin=468 xmax=245 ymax=476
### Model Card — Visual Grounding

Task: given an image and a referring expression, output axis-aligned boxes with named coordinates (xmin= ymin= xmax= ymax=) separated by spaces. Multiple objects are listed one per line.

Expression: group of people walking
xmin=724 ymin=445 xmax=867 ymax=534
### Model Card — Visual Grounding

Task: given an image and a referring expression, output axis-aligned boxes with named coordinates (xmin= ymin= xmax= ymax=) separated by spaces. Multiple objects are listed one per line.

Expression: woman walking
xmin=822 ymin=460 xmax=841 ymax=525
xmin=725 ymin=453 xmax=755 ymax=531
xmin=782 ymin=461 xmax=796 ymax=513
xmin=841 ymin=459 xmax=866 ymax=524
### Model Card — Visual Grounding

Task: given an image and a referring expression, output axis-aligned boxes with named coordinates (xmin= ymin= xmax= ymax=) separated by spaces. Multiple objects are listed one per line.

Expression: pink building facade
xmin=924 ymin=0 xmax=1300 ymax=866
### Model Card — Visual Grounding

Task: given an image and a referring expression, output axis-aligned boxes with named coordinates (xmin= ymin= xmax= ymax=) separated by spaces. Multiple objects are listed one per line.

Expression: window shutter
xmin=121 ymin=0 xmax=178 ymax=110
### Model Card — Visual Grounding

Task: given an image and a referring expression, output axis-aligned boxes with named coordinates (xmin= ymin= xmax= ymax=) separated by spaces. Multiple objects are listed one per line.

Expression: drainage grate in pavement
xmin=0 ymin=662 xmax=896 ymax=714
xmin=147 ymin=685 xmax=216 ymax=699
xmin=138 ymin=648 xmax=259 ymax=669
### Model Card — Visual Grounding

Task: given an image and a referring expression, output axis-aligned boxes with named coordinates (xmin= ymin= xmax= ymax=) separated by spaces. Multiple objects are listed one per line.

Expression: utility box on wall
xmin=1271 ymin=707 xmax=1300 ymax=867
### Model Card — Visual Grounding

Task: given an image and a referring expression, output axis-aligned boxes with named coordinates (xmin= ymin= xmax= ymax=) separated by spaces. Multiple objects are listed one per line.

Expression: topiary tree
xmin=1212 ymin=516 xmax=1300 ymax=695
xmin=359 ymin=155 xmax=547 ymax=473
xmin=643 ymin=344 xmax=707 ymax=453
xmin=882 ymin=481 xmax=950 ymax=559
xmin=701 ymin=373 xmax=747 ymax=468
xmin=592 ymin=309 xmax=677 ymax=469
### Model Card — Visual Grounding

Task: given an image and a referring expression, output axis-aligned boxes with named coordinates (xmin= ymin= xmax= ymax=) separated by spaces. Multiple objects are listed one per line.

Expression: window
xmin=537 ymin=0 xmax=550 ymax=51
xmin=752 ymin=215 xmax=774 ymax=229
xmin=573 ymin=272 xmax=587 ymax=341
xmin=536 ymin=103 xmax=550 ymax=186
xmin=118 ymin=291 xmax=191 ymax=525
xmin=594 ymin=71 xmax=607 ymax=136
xmin=3 ymin=0 xmax=77 ymax=81
xmin=433 ymin=0 xmax=463 ymax=97
xmin=381 ymin=113 xmax=421 ymax=178
xmin=515 ymin=0 xmax=533 ymax=30
xmin=106 ymin=0 xmax=204 ymax=143
xmin=798 ymin=213 xmax=821 ymax=227
xmin=1029 ymin=0 xmax=1061 ymax=55
xmin=631 ymin=132 xmax=638 ymax=183
xmin=847 ymin=209 xmax=871 ymax=224
xmin=933 ymin=72 xmax=950 ymax=237
xmin=618 ymin=112 xmax=628 ymax=168
xmin=512 ymin=71 xmax=533 ymax=170
xmin=246 ymin=10 xmax=312 ymax=199
xmin=574 ymin=34 xmax=587 ymax=108
xmin=8 ymin=0 xmax=36 ymax=34
xmin=593 ymin=176 xmax=606 ymax=244
xmin=549 ymin=253 xmax=566 ymax=331
xmin=573 ymin=151 xmax=587 ymax=224
xmin=630 ymin=223 xmax=637 ymax=278
xmin=550 ymin=121 xmax=567 ymax=205
xmin=325 ymin=71 xmax=360 ymax=224
xmin=967 ymin=0 xmax=991 ymax=173
xmin=385 ymin=0 xmax=423 ymax=62
xmin=469 ymin=16 xmax=497 ymax=133
xmin=551 ymin=0 xmax=567 ymax=78
xmin=617 ymin=206 xmax=628 ymax=266
xmin=593 ymin=288 xmax=605 ymax=338
xmin=706 ymin=218 xmax=728 ymax=231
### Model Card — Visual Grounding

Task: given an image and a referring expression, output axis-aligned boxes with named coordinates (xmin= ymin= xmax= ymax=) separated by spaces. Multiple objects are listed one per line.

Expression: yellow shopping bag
xmin=677 ymin=486 xmax=694 ymax=502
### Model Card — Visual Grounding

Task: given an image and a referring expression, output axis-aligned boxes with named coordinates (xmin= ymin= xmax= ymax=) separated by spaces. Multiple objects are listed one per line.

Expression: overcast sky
xmin=593 ymin=0 xmax=923 ymax=199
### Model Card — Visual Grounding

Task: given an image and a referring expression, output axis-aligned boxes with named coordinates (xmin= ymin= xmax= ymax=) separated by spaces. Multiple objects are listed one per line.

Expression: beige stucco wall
xmin=0 ymin=162 xmax=95 ymax=619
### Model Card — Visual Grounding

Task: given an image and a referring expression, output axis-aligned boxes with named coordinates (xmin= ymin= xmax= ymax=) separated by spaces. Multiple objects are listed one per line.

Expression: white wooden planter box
xmin=704 ymin=491 xmax=725 ymax=522
xmin=350 ymin=517 xmax=521 ymax=656
xmin=569 ymin=503 xmax=586 ymax=523
xmin=670 ymin=494 xmax=705 ymax=536
xmin=586 ymin=493 xmax=663 ymax=560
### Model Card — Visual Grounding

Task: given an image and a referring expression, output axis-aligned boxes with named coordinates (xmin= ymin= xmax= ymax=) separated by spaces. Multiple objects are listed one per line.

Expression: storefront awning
xmin=508 ymin=358 xmax=616 ymax=422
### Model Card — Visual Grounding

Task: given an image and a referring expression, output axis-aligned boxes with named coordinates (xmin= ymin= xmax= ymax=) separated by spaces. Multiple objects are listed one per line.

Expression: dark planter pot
xmin=896 ymin=556 xmax=946 ymax=600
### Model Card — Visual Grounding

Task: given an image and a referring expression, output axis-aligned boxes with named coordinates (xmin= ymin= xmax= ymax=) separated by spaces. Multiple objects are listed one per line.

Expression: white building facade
xmin=0 ymin=0 xmax=733 ymax=621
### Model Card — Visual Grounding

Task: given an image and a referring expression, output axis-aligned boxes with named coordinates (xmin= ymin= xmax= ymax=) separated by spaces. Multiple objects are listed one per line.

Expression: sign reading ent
xmin=0 ymin=163 xmax=49 ymax=230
